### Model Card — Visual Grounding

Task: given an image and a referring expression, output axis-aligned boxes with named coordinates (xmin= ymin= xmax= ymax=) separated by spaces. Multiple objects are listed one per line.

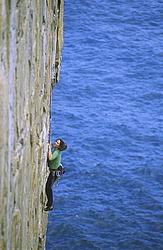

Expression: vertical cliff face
xmin=0 ymin=0 xmax=63 ymax=249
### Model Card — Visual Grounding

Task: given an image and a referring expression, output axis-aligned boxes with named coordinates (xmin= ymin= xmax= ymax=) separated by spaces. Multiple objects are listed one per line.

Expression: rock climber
xmin=44 ymin=138 xmax=67 ymax=211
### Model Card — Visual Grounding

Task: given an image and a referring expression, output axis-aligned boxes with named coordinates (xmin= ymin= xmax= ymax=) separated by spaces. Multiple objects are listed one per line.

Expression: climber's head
xmin=54 ymin=139 xmax=67 ymax=151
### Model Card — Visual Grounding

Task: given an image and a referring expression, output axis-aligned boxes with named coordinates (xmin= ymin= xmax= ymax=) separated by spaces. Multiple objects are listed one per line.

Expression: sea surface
xmin=45 ymin=0 xmax=163 ymax=249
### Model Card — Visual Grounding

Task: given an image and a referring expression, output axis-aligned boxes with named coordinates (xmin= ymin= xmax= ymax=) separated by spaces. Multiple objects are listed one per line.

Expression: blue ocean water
xmin=46 ymin=0 xmax=163 ymax=249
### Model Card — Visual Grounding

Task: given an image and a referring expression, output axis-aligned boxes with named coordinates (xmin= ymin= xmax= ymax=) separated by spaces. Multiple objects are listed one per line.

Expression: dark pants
xmin=45 ymin=172 xmax=57 ymax=207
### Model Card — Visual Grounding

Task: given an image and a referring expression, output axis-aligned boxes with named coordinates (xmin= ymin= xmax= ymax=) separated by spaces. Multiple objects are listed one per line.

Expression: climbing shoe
xmin=44 ymin=206 xmax=53 ymax=211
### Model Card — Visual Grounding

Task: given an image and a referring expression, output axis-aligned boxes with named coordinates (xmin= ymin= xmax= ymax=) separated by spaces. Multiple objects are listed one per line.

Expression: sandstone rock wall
xmin=0 ymin=0 xmax=64 ymax=249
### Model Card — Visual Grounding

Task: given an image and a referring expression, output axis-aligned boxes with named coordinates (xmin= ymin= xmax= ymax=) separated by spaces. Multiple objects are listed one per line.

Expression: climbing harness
xmin=51 ymin=165 xmax=65 ymax=185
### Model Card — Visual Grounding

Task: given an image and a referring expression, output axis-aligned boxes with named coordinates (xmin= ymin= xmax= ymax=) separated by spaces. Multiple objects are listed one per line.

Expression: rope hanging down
xmin=48 ymin=84 xmax=53 ymax=144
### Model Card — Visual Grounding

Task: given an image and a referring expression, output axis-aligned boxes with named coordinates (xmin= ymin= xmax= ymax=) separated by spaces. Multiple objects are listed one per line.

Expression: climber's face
xmin=54 ymin=139 xmax=60 ymax=148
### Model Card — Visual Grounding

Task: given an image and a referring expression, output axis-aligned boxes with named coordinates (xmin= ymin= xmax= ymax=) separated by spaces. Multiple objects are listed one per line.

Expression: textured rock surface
xmin=0 ymin=0 xmax=63 ymax=249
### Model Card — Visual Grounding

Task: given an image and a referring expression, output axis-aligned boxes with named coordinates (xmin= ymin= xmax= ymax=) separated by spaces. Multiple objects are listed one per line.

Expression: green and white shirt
xmin=48 ymin=149 xmax=61 ymax=170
